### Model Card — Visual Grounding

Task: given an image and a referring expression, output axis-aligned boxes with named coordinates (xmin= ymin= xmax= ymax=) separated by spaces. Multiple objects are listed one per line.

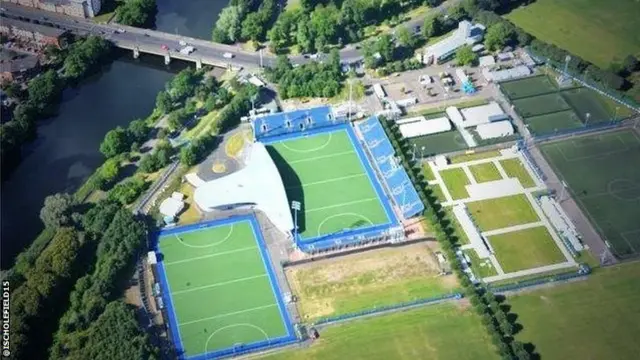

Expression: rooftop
xmin=0 ymin=18 xmax=67 ymax=38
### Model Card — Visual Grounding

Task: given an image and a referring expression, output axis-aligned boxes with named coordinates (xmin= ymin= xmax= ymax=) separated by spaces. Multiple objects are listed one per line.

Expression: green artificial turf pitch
xmin=267 ymin=129 xmax=389 ymax=241
xmin=540 ymin=129 xmax=640 ymax=258
xmin=522 ymin=110 xmax=583 ymax=136
xmin=560 ymin=87 xmax=613 ymax=124
xmin=499 ymin=75 xmax=557 ymax=100
xmin=512 ymin=93 xmax=571 ymax=117
xmin=407 ymin=130 xmax=468 ymax=156
xmin=158 ymin=221 xmax=288 ymax=357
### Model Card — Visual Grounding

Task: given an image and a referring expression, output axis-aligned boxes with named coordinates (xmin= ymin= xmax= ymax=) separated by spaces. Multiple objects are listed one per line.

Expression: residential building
xmin=0 ymin=17 xmax=68 ymax=48
xmin=4 ymin=0 xmax=101 ymax=18
xmin=0 ymin=55 xmax=40 ymax=83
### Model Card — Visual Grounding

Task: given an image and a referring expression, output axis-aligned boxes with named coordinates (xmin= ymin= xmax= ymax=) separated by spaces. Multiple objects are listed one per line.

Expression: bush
xmin=108 ymin=177 xmax=147 ymax=205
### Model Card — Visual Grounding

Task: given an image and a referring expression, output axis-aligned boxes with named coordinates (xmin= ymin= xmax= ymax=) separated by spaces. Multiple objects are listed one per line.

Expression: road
xmin=1 ymin=0 xmax=462 ymax=69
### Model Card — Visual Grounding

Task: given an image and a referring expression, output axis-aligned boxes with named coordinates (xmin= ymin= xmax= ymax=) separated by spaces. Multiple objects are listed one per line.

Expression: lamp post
xmin=412 ymin=143 xmax=417 ymax=161
xmin=614 ymin=106 xmax=619 ymax=121
xmin=585 ymin=112 xmax=591 ymax=126
xmin=559 ymin=180 xmax=568 ymax=203
xmin=421 ymin=146 xmax=426 ymax=160
xmin=291 ymin=201 xmax=301 ymax=240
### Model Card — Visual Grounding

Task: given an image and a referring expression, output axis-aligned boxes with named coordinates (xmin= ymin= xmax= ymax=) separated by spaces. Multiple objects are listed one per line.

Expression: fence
xmin=531 ymin=120 xmax=623 ymax=142
xmin=488 ymin=265 xmax=591 ymax=294
xmin=313 ymin=292 xmax=463 ymax=326
xmin=517 ymin=141 xmax=546 ymax=181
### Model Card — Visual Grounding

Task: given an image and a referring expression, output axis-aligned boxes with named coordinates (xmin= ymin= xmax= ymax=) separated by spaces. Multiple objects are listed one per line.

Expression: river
xmin=0 ymin=1 xmax=229 ymax=267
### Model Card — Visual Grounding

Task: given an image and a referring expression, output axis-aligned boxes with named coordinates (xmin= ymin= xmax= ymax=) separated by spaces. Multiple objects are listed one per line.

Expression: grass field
xmin=499 ymin=158 xmax=536 ymax=188
xmin=463 ymin=249 xmax=498 ymax=278
xmin=439 ymin=168 xmax=470 ymax=200
xmin=422 ymin=163 xmax=436 ymax=181
xmin=466 ymin=194 xmax=540 ymax=231
xmin=469 ymin=162 xmax=503 ymax=183
xmin=506 ymin=0 xmax=640 ymax=68
xmin=488 ymin=226 xmax=566 ymax=273
xmin=443 ymin=207 xmax=470 ymax=246
xmin=510 ymin=261 xmax=640 ymax=359
xmin=500 ymin=76 xmax=557 ymax=100
xmin=540 ymin=129 xmax=640 ymax=258
xmin=267 ymin=129 xmax=391 ymax=242
xmin=157 ymin=219 xmax=291 ymax=357
xmin=449 ymin=150 xmax=502 ymax=164
xmin=261 ymin=303 xmax=498 ymax=360
xmin=408 ymin=130 xmax=468 ymax=156
xmin=523 ymin=110 xmax=583 ymax=135
xmin=512 ymin=93 xmax=571 ymax=117
xmin=285 ymin=243 xmax=458 ymax=321
xmin=428 ymin=183 xmax=447 ymax=203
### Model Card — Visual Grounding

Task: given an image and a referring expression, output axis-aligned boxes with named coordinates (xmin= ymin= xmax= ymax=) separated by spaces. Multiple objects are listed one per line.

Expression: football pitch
xmin=266 ymin=127 xmax=393 ymax=244
xmin=540 ymin=129 xmax=640 ymax=258
xmin=156 ymin=217 xmax=294 ymax=358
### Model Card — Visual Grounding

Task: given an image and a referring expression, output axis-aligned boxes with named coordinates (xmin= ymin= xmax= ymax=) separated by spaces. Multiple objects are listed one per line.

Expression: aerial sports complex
xmin=152 ymin=106 xmax=425 ymax=359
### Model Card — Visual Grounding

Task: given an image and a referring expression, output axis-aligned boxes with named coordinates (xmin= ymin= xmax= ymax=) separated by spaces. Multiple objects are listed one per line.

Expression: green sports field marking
xmin=172 ymin=274 xmax=268 ymax=296
xmin=179 ymin=303 xmax=279 ymax=326
xmin=316 ymin=213 xmax=374 ymax=236
xmin=175 ymin=225 xmax=234 ymax=248
xmin=305 ymin=197 xmax=379 ymax=213
xmin=288 ymin=150 xmax=355 ymax=164
xmin=280 ymin=133 xmax=333 ymax=153
xmin=285 ymin=173 xmax=366 ymax=189
xmin=164 ymin=246 xmax=258 ymax=266
xmin=204 ymin=323 xmax=269 ymax=353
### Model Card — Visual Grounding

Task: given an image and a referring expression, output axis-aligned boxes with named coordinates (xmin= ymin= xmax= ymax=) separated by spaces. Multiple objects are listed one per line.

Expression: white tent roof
xmin=159 ymin=197 xmax=184 ymax=218
xmin=479 ymin=55 xmax=496 ymax=67
xmin=398 ymin=116 xmax=452 ymax=138
xmin=459 ymin=102 xmax=509 ymax=128
xmin=476 ymin=120 xmax=514 ymax=139
xmin=193 ymin=142 xmax=294 ymax=234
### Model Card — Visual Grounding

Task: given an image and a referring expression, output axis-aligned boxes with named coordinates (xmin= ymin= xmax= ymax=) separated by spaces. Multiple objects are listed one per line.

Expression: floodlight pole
xmin=585 ymin=112 xmax=591 ymax=126
xmin=559 ymin=180 xmax=568 ymax=203
xmin=348 ymin=78 xmax=353 ymax=123
xmin=421 ymin=146 xmax=426 ymax=160
xmin=259 ymin=49 xmax=263 ymax=68
xmin=412 ymin=143 xmax=417 ymax=161
xmin=291 ymin=201 xmax=301 ymax=240
xmin=614 ymin=106 xmax=619 ymax=121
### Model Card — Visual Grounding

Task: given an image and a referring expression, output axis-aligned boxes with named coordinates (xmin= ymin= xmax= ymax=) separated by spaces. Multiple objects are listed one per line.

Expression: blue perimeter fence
xmin=488 ymin=265 xmax=591 ymax=294
xmin=152 ymin=215 xmax=299 ymax=360
xmin=313 ymin=292 xmax=463 ymax=326
xmin=260 ymin=122 xmax=400 ymax=253
xmin=531 ymin=120 xmax=624 ymax=142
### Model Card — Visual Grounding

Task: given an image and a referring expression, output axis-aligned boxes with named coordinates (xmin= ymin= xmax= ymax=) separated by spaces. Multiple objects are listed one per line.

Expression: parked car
xmin=161 ymin=44 xmax=169 ymax=51
xmin=223 ymin=52 xmax=234 ymax=59
xmin=179 ymin=40 xmax=187 ymax=46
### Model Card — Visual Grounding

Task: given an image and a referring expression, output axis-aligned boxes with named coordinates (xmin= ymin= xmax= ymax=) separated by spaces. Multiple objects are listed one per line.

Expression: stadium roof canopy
xmin=476 ymin=120 xmax=514 ymax=139
xmin=193 ymin=142 xmax=294 ymax=234
xmin=458 ymin=102 xmax=509 ymax=128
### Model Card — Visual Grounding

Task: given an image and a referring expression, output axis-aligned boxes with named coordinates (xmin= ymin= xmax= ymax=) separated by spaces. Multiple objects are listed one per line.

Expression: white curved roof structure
xmin=193 ymin=142 xmax=294 ymax=234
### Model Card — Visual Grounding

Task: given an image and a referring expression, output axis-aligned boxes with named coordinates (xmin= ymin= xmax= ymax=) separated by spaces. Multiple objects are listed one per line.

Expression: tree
xmin=456 ymin=45 xmax=477 ymax=65
xmin=167 ymin=109 xmax=188 ymax=131
xmin=128 ymin=119 xmax=149 ymax=143
xmin=423 ymin=15 xmax=443 ymax=38
xmin=241 ymin=12 xmax=264 ymax=41
xmin=447 ymin=4 xmax=467 ymax=22
xmin=82 ymin=200 xmax=120 ymax=234
xmin=179 ymin=145 xmax=198 ymax=166
xmin=396 ymin=26 xmax=417 ymax=49
xmin=376 ymin=34 xmax=395 ymax=63
xmin=139 ymin=153 xmax=160 ymax=173
xmin=40 ymin=193 xmax=74 ymax=229
xmin=27 ymin=70 xmax=62 ymax=111
xmin=116 ymin=0 xmax=157 ymax=28
xmin=213 ymin=5 xmax=243 ymax=43
xmin=100 ymin=127 xmax=130 ymax=158
xmin=309 ymin=4 xmax=341 ymax=45
xmin=108 ymin=177 xmax=147 ymax=205
xmin=99 ymin=158 xmax=121 ymax=186
xmin=484 ymin=22 xmax=514 ymax=51
xmin=155 ymin=91 xmax=172 ymax=114
xmin=296 ymin=20 xmax=314 ymax=54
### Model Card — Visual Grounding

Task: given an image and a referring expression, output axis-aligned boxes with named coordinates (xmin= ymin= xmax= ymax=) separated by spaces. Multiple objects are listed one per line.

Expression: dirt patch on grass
xmin=286 ymin=242 xmax=458 ymax=319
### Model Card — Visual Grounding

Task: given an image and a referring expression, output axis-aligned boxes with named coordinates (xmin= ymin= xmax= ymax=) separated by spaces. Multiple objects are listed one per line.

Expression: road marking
xmin=306 ymin=197 xmax=380 ymax=213
xmin=288 ymin=150 xmax=354 ymax=164
xmin=164 ymin=246 xmax=257 ymax=266
xmin=171 ymin=274 xmax=267 ymax=296
xmin=179 ymin=303 xmax=278 ymax=327
xmin=286 ymin=173 xmax=366 ymax=189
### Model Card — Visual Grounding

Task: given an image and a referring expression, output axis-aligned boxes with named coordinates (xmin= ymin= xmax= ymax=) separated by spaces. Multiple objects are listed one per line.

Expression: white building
xmin=476 ymin=120 xmax=514 ymax=140
xmin=482 ymin=65 xmax=532 ymax=82
xmin=458 ymin=102 xmax=509 ymax=128
xmin=396 ymin=116 xmax=452 ymax=138
xmin=373 ymin=83 xmax=386 ymax=99
xmin=418 ymin=20 xmax=485 ymax=65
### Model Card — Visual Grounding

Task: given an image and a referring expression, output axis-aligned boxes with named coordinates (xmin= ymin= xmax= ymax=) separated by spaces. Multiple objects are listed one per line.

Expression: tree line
xmin=212 ymin=0 xmax=279 ymax=44
xmin=0 ymin=36 xmax=113 ymax=180
xmin=267 ymin=0 xmax=442 ymax=54
xmin=379 ymin=116 xmax=537 ymax=360
xmin=8 ymin=194 xmax=157 ymax=360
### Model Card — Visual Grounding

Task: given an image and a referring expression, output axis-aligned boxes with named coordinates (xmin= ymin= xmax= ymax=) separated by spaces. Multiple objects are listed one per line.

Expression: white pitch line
xmin=171 ymin=274 xmax=267 ymax=296
xmin=306 ymin=197 xmax=379 ymax=213
xmin=287 ymin=150 xmax=355 ymax=165
xmin=179 ymin=303 xmax=278 ymax=327
xmin=164 ymin=246 xmax=258 ymax=266
xmin=286 ymin=173 xmax=366 ymax=189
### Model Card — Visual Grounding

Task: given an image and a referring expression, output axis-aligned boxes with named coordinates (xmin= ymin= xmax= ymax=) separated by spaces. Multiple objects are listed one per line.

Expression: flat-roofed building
xmin=476 ymin=120 xmax=514 ymax=140
xmin=418 ymin=20 xmax=485 ymax=65
xmin=6 ymin=0 xmax=101 ymax=18
xmin=396 ymin=116 xmax=452 ymax=138
xmin=458 ymin=102 xmax=509 ymax=128
xmin=0 ymin=18 xmax=68 ymax=48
